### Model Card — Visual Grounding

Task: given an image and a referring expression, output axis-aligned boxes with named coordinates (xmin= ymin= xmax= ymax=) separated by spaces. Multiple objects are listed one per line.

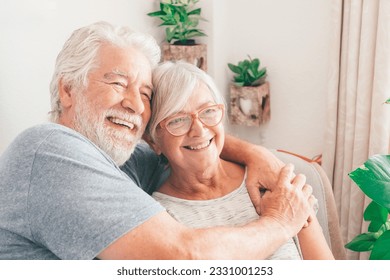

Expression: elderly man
xmin=0 ymin=21 xmax=313 ymax=260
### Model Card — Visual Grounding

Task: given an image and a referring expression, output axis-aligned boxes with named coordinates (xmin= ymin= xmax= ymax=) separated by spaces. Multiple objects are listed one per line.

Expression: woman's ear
xmin=58 ymin=78 xmax=74 ymax=109
xmin=142 ymin=133 xmax=162 ymax=155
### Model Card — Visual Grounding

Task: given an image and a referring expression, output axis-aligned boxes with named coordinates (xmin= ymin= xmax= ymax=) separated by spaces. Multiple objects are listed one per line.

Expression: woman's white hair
xmin=49 ymin=21 xmax=161 ymax=122
xmin=147 ymin=60 xmax=226 ymax=142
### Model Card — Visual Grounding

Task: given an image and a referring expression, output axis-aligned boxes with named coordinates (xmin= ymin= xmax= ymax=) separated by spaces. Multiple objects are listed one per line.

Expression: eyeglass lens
xmin=165 ymin=105 xmax=223 ymax=136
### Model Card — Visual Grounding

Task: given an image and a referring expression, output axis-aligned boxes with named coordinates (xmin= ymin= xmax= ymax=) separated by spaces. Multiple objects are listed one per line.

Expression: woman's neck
xmin=157 ymin=159 xmax=245 ymax=200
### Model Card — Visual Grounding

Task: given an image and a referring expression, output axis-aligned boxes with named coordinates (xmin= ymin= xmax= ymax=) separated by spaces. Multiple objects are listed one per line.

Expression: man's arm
xmin=221 ymin=134 xmax=285 ymax=214
xmin=98 ymin=165 xmax=313 ymax=259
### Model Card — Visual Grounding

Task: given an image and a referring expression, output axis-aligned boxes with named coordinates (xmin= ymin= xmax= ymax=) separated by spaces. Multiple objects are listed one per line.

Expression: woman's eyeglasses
xmin=160 ymin=104 xmax=225 ymax=136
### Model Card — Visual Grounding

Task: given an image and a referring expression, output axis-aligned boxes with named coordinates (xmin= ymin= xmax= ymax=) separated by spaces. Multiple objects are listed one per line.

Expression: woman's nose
xmin=187 ymin=116 xmax=208 ymax=137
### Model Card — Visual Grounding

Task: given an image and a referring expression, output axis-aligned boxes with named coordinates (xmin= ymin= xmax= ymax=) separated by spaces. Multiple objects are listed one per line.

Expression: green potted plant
xmin=345 ymin=100 xmax=390 ymax=259
xmin=147 ymin=0 xmax=208 ymax=70
xmin=228 ymin=55 xmax=267 ymax=87
xmin=228 ymin=55 xmax=270 ymax=126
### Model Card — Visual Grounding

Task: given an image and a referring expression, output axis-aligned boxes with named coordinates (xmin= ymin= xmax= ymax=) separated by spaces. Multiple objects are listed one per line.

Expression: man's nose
xmin=121 ymin=87 xmax=145 ymax=115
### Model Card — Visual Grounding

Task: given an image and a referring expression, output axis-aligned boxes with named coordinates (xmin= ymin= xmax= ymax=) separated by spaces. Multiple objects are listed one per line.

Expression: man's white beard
xmin=73 ymin=93 xmax=144 ymax=166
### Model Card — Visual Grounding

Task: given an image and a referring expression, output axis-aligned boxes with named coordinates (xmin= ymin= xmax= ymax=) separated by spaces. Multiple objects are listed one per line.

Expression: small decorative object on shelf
xmin=147 ymin=0 xmax=207 ymax=71
xmin=228 ymin=55 xmax=270 ymax=126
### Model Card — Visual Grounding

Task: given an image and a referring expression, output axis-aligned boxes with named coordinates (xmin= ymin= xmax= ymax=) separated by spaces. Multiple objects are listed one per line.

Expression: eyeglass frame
xmin=159 ymin=104 xmax=225 ymax=137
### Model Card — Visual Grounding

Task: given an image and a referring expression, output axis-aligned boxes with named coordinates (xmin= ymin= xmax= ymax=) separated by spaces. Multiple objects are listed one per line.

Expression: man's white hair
xmin=49 ymin=21 xmax=161 ymax=122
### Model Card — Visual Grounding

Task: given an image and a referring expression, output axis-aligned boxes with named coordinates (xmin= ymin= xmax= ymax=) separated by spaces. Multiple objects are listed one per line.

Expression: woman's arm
xmin=297 ymin=215 xmax=335 ymax=260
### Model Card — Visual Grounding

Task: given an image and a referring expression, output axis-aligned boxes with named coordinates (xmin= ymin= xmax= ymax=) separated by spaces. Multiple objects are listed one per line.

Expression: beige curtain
xmin=322 ymin=0 xmax=390 ymax=260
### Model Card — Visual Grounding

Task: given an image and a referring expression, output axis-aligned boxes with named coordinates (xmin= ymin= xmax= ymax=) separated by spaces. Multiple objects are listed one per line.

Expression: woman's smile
xmin=183 ymin=138 xmax=213 ymax=151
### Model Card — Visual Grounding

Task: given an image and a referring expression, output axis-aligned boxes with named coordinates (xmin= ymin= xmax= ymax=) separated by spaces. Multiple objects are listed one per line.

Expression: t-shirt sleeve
xmin=121 ymin=141 xmax=170 ymax=194
xmin=28 ymin=130 xmax=164 ymax=260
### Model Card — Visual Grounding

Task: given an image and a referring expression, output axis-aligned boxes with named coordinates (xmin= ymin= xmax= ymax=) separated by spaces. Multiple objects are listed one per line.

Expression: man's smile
xmin=107 ymin=117 xmax=136 ymax=130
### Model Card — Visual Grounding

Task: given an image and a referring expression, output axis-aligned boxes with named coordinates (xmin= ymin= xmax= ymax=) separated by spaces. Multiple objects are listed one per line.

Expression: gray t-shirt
xmin=152 ymin=174 xmax=302 ymax=260
xmin=0 ymin=123 xmax=165 ymax=260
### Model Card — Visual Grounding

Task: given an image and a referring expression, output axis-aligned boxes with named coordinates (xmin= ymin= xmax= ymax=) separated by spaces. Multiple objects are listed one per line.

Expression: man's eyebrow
xmin=103 ymin=70 xmax=128 ymax=79
xmin=103 ymin=70 xmax=153 ymax=90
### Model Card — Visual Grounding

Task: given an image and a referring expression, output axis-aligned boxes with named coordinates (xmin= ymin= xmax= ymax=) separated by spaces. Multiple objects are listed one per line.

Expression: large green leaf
xmin=364 ymin=201 xmax=389 ymax=224
xmin=345 ymin=232 xmax=376 ymax=251
xmin=386 ymin=97 xmax=390 ymax=104
xmin=368 ymin=220 xmax=385 ymax=232
xmin=349 ymin=155 xmax=390 ymax=210
xmin=370 ymin=230 xmax=390 ymax=259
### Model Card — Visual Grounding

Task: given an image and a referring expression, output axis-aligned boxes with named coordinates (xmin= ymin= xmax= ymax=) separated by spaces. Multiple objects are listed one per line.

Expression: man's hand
xmin=244 ymin=145 xmax=285 ymax=214
xmin=260 ymin=164 xmax=314 ymax=239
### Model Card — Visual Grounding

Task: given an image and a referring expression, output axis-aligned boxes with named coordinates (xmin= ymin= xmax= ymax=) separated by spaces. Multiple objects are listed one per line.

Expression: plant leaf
xmin=370 ymin=230 xmax=390 ymax=259
xmin=386 ymin=97 xmax=390 ymax=104
xmin=233 ymin=82 xmax=245 ymax=87
xmin=345 ymin=232 xmax=376 ymax=252
xmin=238 ymin=60 xmax=248 ymax=69
xmin=349 ymin=155 xmax=390 ymax=210
xmin=247 ymin=69 xmax=256 ymax=79
xmin=228 ymin=63 xmax=242 ymax=75
xmin=234 ymin=76 xmax=244 ymax=83
xmin=251 ymin=58 xmax=260 ymax=71
xmin=368 ymin=220 xmax=385 ymax=232
xmin=177 ymin=8 xmax=189 ymax=23
xmin=147 ymin=11 xmax=166 ymax=17
xmin=257 ymin=67 xmax=267 ymax=78
xmin=188 ymin=8 xmax=201 ymax=15
xmin=183 ymin=29 xmax=206 ymax=39
xmin=160 ymin=19 xmax=178 ymax=26
xmin=252 ymin=75 xmax=267 ymax=86
xmin=166 ymin=27 xmax=176 ymax=43
xmin=364 ymin=200 xmax=389 ymax=223
xmin=161 ymin=3 xmax=174 ymax=14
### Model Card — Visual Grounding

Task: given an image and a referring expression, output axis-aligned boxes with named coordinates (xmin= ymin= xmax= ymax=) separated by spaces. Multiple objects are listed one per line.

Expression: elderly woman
xmin=146 ymin=61 xmax=334 ymax=260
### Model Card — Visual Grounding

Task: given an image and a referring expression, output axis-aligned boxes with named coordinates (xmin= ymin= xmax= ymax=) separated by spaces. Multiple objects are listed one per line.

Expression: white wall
xmin=211 ymin=0 xmax=333 ymax=158
xmin=0 ymin=0 xmax=332 ymax=159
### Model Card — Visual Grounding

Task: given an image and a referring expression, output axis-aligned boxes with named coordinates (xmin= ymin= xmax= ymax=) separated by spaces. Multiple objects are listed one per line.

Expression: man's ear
xmin=58 ymin=78 xmax=74 ymax=109
xmin=142 ymin=133 xmax=162 ymax=155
